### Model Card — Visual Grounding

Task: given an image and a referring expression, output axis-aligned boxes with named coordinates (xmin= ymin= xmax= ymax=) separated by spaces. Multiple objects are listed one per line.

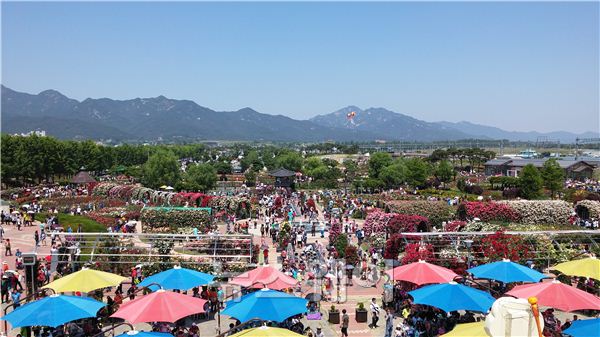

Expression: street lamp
xmin=463 ymin=239 xmax=474 ymax=268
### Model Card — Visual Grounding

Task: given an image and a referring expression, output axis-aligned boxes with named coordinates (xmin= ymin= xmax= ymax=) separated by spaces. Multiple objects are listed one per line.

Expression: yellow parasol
xmin=552 ymin=257 xmax=600 ymax=280
xmin=228 ymin=326 xmax=304 ymax=337
xmin=43 ymin=267 xmax=127 ymax=293
xmin=441 ymin=322 xmax=489 ymax=337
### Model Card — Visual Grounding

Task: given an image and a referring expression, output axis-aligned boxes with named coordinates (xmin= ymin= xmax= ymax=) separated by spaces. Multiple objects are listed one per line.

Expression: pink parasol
xmin=385 ymin=260 xmax=459 ymax=285
xmin=111 ymin=289 xmax=207 ymax=323
xmin=506 ymin=279 xmax=600 ymax=312
xmin=230 ymin=266 xmax=298 ymax=290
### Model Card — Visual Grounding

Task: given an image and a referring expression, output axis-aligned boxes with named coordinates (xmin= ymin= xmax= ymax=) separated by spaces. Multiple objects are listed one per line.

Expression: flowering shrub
xmin=499 ymin=200 xmax=571 ymax=225
xmin=400 ymin=243 xmax=435 ymax=264
xmin=140 ymin=208 xmax=212 ymax=233
xmin=362 ymin=232 xmax=385 ymax=248
xmin=443 ymin=221 xmax=467 ymax=232
xmin=458 ymin=201 xmax=519 ymax=222
xmin=576 ymin=200 xmax=600 ymax=219
xmin=386 ymin=200 xmax=454 ymax=225
xmin=363 ymin=211 xmax=394 ymax=236
xmin=461 ymin=221 xmax=502 ymax=232
xmin=329 ymin=220 xmax=343 ymax=245
xmin=478 ymin=231 xmax=531 ymax=263
xmin=388 ymin=214 xmax=429 ymax=233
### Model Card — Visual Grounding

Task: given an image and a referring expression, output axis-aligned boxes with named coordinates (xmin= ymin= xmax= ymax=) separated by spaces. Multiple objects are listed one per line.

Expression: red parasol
xmin=111 ymin=289 xmax=207 ymax=323
xmin=507 ymin=279 xmax=600 ymax=312
xmin=385 ymin=260 xmax=459 ymax=285
xmin=230 ymin=266 xmax=298 ymax=290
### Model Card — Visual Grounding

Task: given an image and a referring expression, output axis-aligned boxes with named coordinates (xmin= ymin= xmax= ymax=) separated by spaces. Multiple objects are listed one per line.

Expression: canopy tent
xmin=230 ymin=266 xmax=298 ymax=290
xmin=385 ymin=260 xmax=458 ymax=285
xmin=111 ymin=289 xmax=207 ymax=323
xmin=551 ymin=257 xmax=600 ymax=281
xmin=467 ymin=259 xmax=547 ymax=283
xmin=506 ymin=280 xmax=600 ymax=312
xmin=408 ymin=282 xmax=496 ymax=313
xmin=229 ymin=326 xmax=304 ymax=337
xmin=222 ymin=289 xmax=307 ymax=322
xmin=1 ymin=294 xmax=105 ymax=328
xmin=42 ymin=267 xmax=126 ymax=293
xmin=563 ymin=318 xmax=600 ymax=337
xmin=440 ymin=322 xmax=488 ymax=337
xmin=138 ymin=265 xmax=214 ymax=291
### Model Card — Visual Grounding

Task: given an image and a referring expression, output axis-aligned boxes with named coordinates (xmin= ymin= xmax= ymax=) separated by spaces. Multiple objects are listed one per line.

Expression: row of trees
xmin=429 ymin=147 xmax=496 ymax=169
xmin=361 ymin=152 xmax=453 ymax=190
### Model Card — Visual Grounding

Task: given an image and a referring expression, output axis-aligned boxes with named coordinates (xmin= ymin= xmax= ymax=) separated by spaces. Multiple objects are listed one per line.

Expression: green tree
xmin=405 ymin=158 xmax=431 ymax=188
xmin=368 ymin=152 xmax=393 ymax=178
xmin=275 ymin=152 xmax=303 ymax=172
xmin=542 ymin=159 xmax=564 ymax=197
xmin=142 ymin=150 xmax=181 ymax=189
xmin=379 ymin=160 xmax=406 ymax=189
xmin=519 ymin=164 xmax=543 ymax=199
xmin=213 ymin=161 xmax=232 ymax=175
xmin=342 ymin=159 xmax=358 ymax=181
xmin=435 ymin=160 xmax=454 ymax=186
xmin=183 ymin=163 xmax=217 ymax=192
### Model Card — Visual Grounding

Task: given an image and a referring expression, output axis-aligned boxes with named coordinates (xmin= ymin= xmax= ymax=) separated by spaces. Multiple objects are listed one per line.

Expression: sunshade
xmin=440 ymin=322 xmax=488 ymax=337
xmin=385 ymin=260 xmax=458 ymax=285
xmin=43 ymin=267 xmax=127 ymax=293
xmin=506 ymin=280 xmax=600 ymax=312
xmin=138 ymin=265 xmax=214 ymax=290
xmin=230 ymin=266 xmax=298 ymax=290
xmin=563 ymin=318 xmax=600 ymax=337
xmin=467 ymin=259 xmax=547 ymax=283
xmin=1 ymin=294 xmax=105 ymax=328
xmin=222 ymin=288 xmax=307 ymax=322
xmin=115 ymin=332 xmax=173 ymax=337
xmin=229 ymin=326 xmax=305 ymax=337
xmin=408 ymin=282 xmax=495 ymax=313
xmin=552 ymin=257 xmax=600 ymax=281
xmin=111 ymin=289 xmax=207 ymax=323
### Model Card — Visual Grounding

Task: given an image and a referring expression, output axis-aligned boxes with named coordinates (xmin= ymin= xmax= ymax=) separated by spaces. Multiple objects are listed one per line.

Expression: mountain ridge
xmin=2 ymin=86 xmax=596 ymax=143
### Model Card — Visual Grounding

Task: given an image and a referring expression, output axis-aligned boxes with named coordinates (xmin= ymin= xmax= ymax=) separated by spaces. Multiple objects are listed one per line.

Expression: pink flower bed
xmin=460 ymin=201 xmax=519 ymax=222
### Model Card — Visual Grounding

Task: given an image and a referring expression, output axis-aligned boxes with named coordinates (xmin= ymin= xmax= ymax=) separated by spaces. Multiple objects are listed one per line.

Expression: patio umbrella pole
xmin=528 ymin=297 xmax=543 ymax=337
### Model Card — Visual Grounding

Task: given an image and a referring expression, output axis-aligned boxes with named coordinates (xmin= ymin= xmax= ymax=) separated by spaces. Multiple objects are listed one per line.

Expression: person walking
xmin=34 ymin=231 xmax=39 ymax=247
xmin=5 ymin=239 xmax=12 ymax=256
xmin=369 ymin=298 xmax=380 ymax=329
xmin=384 ymin=308 xmax=394 ymax=337
xmin=341 ymin=309 xmax=349 ymax=337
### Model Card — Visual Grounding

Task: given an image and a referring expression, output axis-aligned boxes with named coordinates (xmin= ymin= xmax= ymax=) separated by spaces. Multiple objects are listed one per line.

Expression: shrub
xmin=502 ymin=188 xmax=521 ymax=199
xmin=444 ymin=221 xmax=467 ymax=232
xmin=386 ymin=200 xmax=454 ymax=225
xmin=459 ymin=201 xmax=519 ymax=222
xmin=499 ymin=200 xmax=572 ymax=225
xmin=140 ymin=208 xmax=212 ymax=233
xmin=333 ymin=234 xmax=349 ymax=258
xmin=400 ymin=243 xmax=435 ymax=264
xmin=478 ymin=231 xmax=531 ymax=263
xmin=586 ymin=193 xmax=600 ymax=201
xmin=388 ymin=214 xmax=430 ymax=233
xmin=344 ymin=245 xmax=360 ymax=266
xmin=465 ymin=185 xmax=483 ymax=195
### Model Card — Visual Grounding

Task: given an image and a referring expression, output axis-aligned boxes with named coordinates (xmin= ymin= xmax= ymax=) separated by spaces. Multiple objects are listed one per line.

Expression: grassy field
xmin=35 ymin=213 xmax=106 ymax=232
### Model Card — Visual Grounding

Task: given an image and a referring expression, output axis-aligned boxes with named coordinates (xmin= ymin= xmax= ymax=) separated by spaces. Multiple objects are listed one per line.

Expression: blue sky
xmin=2 ymin=2 xmax=598 ymax=133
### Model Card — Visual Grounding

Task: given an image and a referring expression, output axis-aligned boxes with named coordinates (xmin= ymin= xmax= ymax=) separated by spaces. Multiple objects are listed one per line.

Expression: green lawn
xmin=35 ymin=213 xmax=106 ymax=232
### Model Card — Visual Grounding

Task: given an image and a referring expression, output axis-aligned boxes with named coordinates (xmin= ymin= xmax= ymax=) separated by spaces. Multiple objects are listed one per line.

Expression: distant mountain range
xmin=2 ymin=86 xmax=597 ymax=143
